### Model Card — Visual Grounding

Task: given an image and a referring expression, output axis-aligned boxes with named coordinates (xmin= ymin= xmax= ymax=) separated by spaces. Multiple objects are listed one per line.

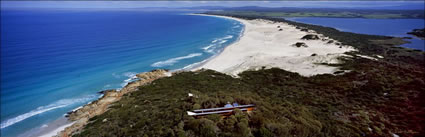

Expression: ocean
xmin=0 ymin=9 xmax=243 ymax=137
xmin=286 ymin=17 xmax=425 ymax=50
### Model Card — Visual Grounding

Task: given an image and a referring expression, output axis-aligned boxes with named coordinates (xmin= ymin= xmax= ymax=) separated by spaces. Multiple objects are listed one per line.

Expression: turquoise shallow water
xmin=0 ymin=10 xmax=243 ymax=137
xmin=286 ymin=17 xmax=425 ymax=51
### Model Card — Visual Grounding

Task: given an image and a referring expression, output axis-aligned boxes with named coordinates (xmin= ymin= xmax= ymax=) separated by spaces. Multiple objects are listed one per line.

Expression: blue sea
xmin=0 ymin=9 xmax=243 ymax=137
xmin=286 ymin=17 xmax=425 ymax=50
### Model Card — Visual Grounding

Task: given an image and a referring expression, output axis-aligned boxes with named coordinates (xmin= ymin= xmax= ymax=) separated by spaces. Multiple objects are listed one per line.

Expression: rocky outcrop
xmin=55 ymin=69 xmax=169 ymax=137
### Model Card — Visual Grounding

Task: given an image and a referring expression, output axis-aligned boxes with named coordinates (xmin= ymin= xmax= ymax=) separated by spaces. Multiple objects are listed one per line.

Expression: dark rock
xmin=327 ymin=40 xmax=334 ymax=44
xmin=311 ymin=53 xmax=317 ymax=56
xmin=98 ymin=89 xmax=115 ymax=94
xmin=65 ymin=112 xmax=73 ymax=117
xmin=293 ymin=42 xmax=308 ymax=48
xmin=301 ymin=34 xmax=320 ymax=40
xmin=278 ymin=28 xmax=283 ymax=31
xmin=333 ymin=70 xmax=345 ymax=74
xmin=277 ymin=26 xmax=280 ymax=28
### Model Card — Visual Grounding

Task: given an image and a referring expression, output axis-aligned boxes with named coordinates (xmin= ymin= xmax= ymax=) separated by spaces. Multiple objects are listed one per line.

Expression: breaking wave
xmin=151 ymin=53 xmax=202 ymax=67
xmin=201 ymin=35 xmax=234 ymax=53
xmin=1 ymin=95 xmax=96 ymax=129
xmin=120 ymin=72 xmax=138 ymax=88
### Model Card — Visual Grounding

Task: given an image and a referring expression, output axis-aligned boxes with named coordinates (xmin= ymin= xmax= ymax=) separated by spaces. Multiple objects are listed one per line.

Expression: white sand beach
xmin=194 ymin=14 xmax=356 ymax=76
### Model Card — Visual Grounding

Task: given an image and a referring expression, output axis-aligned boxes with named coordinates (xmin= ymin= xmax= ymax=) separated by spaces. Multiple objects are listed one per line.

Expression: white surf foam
xmin=181 ymin=59 xmax=209 ymax=71
xmin=151 ymin=53 xmax=203 ymax=67
xmin=222 ymin=35 xmax=233 ymax=39
xmin=202 ymin=35 xmax=234 ymax=53
xmin=1 ymin=95 xmax=96 ymax=129
xmin=122 ymin=72 xmax=137 ymax=78
xmin=202 ymin=44 xmax=216 ymax=50
xmin=117 ymin=72 xmax=140 ymax=89
xmin=39 ymin=122 xmax=75 ymax=137
xmin=219 ymin=40 xmax=228 ymax=44
xmin=70 ymin=106 xmax=83 ymax=113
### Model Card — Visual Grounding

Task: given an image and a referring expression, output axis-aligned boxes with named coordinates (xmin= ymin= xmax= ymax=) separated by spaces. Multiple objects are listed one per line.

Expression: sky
xmin=1 ymin=1 xmax=424 ymax=10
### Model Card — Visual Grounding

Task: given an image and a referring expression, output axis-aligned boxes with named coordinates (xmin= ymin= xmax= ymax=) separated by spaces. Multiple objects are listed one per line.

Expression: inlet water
xmin=286 ymin=17 xmax=424 ymax=50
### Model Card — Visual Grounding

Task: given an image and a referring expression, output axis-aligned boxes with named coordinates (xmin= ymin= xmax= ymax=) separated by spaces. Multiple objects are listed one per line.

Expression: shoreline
xmin=39 ymin=119 xmax=74 ymax=137
xmin=35 ymin=14 xmax=243 ymax=137
xmin=16 ymin=117 xmax=72 ymax=137
xmin=50 ymin=69 xmax=170 ymax=137
xmin=180 ymin=13 xmax=246 ymax=72
xmin=193 ymin=14 xmax=357 ymax=77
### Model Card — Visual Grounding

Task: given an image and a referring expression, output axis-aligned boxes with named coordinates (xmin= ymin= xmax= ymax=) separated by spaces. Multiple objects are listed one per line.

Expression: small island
xmin=407 ymin=28 xmax=425 ymax=39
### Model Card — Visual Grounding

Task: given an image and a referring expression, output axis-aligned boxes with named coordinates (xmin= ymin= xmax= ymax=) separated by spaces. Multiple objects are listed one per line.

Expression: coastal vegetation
xmin=407 ymin=28 xmax=425 ymax=39
xmin=292 ymin=42 xmax=308 ymax=48
xmin=72 ymin=13 xmax=424 ymax=137
xmin=301 ymin=34 xmax=320 ymax=40
xmin=204 ymin=7 xmax=425 ymax=19
xmin=205 ymin=12 xmax=423 ymax=61
xmin=75 ymin=64 xmax=424 ymax=137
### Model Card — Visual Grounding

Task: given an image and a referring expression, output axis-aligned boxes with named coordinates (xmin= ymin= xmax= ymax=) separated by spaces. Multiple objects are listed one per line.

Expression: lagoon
xmin=286 ymin=17 xmax=425 ymax=50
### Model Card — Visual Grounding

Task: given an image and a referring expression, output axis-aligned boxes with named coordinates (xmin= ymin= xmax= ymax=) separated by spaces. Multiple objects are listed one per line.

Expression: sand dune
xmin=194 ymin=14 xmax=356 ymax=76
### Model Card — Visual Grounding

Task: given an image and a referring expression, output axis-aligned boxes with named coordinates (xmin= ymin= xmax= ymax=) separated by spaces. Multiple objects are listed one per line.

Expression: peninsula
xmin=57 ymin=13 xmax=424 ymax=137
